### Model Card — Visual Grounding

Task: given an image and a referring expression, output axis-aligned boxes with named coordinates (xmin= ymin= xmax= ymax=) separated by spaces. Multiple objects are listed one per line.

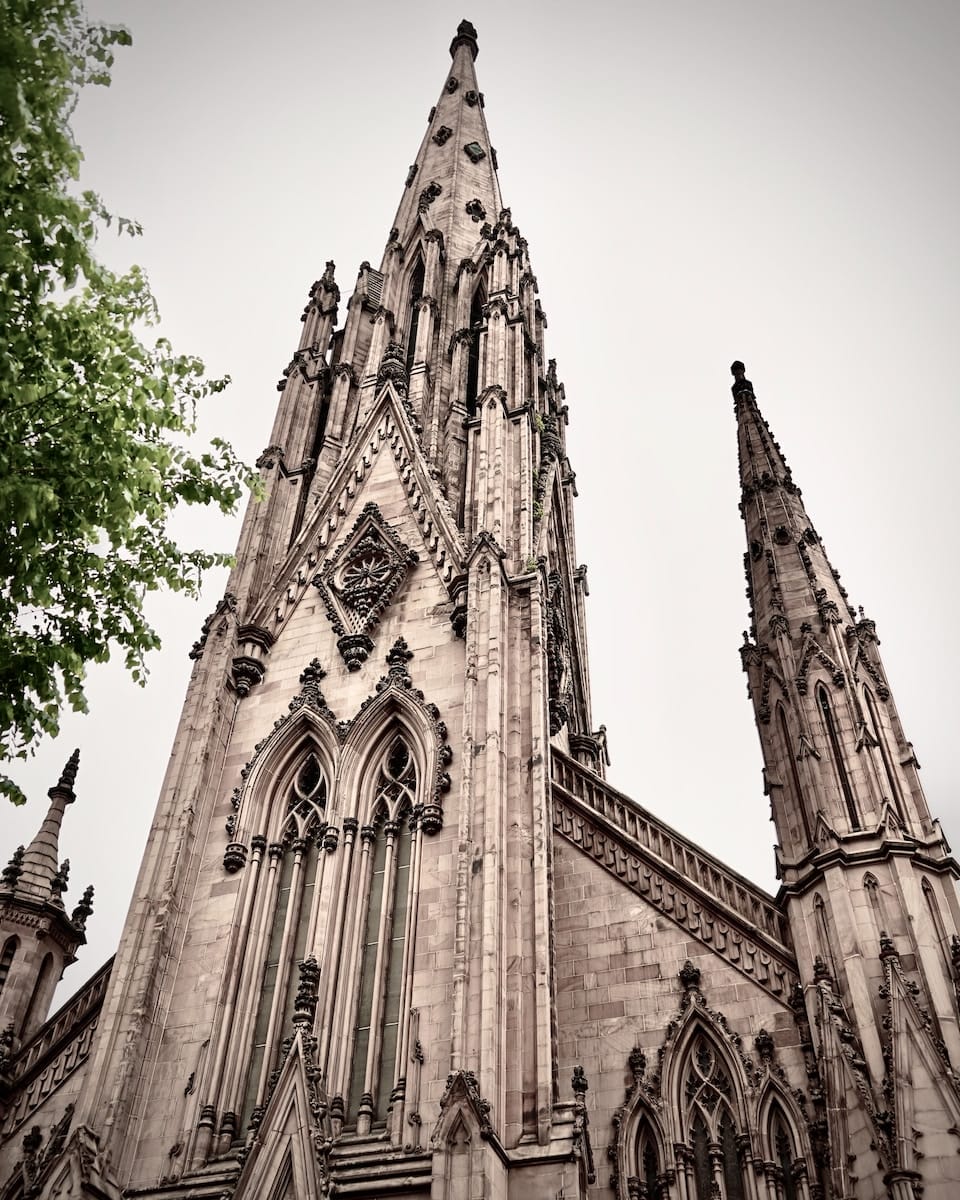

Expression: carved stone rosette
xmin=313 ymin=503 xmax=419 ymax=670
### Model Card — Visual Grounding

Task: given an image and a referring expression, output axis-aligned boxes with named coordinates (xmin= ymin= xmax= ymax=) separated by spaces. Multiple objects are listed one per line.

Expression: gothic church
xmin=2 ymin=20 xmax=959 ymax=1200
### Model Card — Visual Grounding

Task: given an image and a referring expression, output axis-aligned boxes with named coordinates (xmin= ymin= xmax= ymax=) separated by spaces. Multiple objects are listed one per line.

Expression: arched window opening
xmin=465 ymin=283 xmax=485 ymax=417
xmin=347 ymin=734 xmax=417 ymax=1130
xmin=777 ymin=705 xmax=812 ymax=846
xmin=864 ymin=687 xmax=905 ymax=823
xmin=817 ymin=686 xmax=860 ymax=829
xmin=241 ymin=750 xmax=326 ymax=1134
xmin=770 ymin=1106 xmax=800 ymax=1200
xmin=0 ymin=937 xmax=17 ymax=994
xmin=404 ymin=256 xmax=425 ymax=377
xmin=633 ymin=1116 xmax=661 ymax=1198
xmin=922 ymin=878 xmax=954 ymax=980
xmin=682 ymin=1033 xmax=745 ymax=1200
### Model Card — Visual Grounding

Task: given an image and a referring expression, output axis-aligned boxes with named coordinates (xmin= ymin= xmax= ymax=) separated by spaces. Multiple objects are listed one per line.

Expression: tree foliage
xmin=0 ymin=0 xmax=251 ymax=801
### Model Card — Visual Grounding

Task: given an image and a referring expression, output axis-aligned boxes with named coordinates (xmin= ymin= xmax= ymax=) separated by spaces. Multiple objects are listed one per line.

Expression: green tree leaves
xmin=0 ymin=1 xmax=251 ymax=802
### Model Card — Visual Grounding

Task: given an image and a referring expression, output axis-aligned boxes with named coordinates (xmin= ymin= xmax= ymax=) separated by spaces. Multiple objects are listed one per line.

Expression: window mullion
xmin=394 ymin=818 xmax=423 ymax=1101
xmin=315 ymin=821 xmax=352 ymax=1076
xmin=219 ymin=841 xmax=283 ymax=1148
xmin=254 ymin=841 xmax=306 ymax=1111
xmin=356 ymin=823 xmax=399 ymax=1133
xmin=328 ymin=823 xmax=376 ymax=1117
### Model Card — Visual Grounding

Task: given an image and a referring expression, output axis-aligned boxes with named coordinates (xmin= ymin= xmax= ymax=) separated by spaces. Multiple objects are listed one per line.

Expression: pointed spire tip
xmin=451 ymin=19 xmax=479 ymax=61
xmin=730 ymin=360 xmax=754 ymax=397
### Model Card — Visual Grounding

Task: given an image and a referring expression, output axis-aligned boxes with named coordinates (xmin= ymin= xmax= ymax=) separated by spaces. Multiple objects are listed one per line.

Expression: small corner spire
xmin=17 ymin=747 xmax=82 ymax=899
xmin=450 ymin=19 xmax=479 ymax=60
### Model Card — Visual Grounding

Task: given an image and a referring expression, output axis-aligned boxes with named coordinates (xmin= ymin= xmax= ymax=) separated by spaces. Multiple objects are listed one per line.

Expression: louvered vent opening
xmin=367 ymin=270 xmax=385 ymax=306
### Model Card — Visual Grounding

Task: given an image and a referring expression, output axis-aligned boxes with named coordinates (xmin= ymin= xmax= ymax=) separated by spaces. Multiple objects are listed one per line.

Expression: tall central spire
xmin=385 ymin=19 xmax=503 ymax=267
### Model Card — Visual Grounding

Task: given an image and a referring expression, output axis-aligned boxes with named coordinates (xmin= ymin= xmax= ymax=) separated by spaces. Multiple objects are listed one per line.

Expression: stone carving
xmin=189 ymin=592 xmax=238 ymax=661
xmin=293 ymin=956 xmax=321 ymax=1026
xmin=678 ymin=960 xmax=701 ymax=992
xmin=465 ymin=198 xmax=486 ymax=222
xmin=2 ymin=845 xmax=24 ymax=891
xmin=463 ymin=141 xmax=486 ymax=163
xmin=376 ymin=340 xmax=409 ymax=399
xmin=432 ymin=124 xmax=452 ymax=145
xmin=313 ymin=502 xmax=419 ymax=671
xmin=437 ymin=1069 xmax=492 ymax=1138
xmin=546 ymin=571 xmax=573 ymax=735
xmin=417 ymin=181 xmax=442 ymax=213
xmin=445 ymin=76 xmax=459 ymax=93
xmin=405 ymin=163 xmax=418 ymax=188
xmin=70 ymin=884 xmax=94 ymax=930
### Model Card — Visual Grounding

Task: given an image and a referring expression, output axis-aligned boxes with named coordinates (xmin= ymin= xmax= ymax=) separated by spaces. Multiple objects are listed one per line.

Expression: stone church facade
xmin=2 ymin=20 xmax=959 ymax=1200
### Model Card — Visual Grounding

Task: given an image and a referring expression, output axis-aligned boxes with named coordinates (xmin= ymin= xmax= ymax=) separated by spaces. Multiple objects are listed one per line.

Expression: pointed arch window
xmin=632 ymin=1115 xmax=661 ymax=1198
xmin=0 ymin=936 xmax=17 ymax=994
xmin=817 ymin=686 xmax=860 ymax=829
xmin=241 ymin=750 xmax=327 ymax=1133
xmin=770 ymin=1105 xmax=800 ymax=1200
xmin=682 ymin=1033 xmax=745 ymax=1200
xmin=864 ymin=686 xmax=905 ymax=823
xmin=347 ymin=734 xmax=417 ymax=1132
xmin=405 ymin=255 xmax=426 ymax=377
xmin=777 ymin=704 xmax=812 ymax=846
xmin=465 ymin=282 xmax=486 ymax=417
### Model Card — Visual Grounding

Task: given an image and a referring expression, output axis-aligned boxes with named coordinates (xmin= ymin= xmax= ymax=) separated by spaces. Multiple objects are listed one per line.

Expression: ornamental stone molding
xmin=226 ymin=644 xmax=452 ymax=863
xmin=313 ymin=502 xmax=418 ymax=670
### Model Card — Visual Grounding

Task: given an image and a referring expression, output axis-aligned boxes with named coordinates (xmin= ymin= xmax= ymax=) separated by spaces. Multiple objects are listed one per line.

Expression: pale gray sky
xmin=7 ymin=0 xmax=960 ymax=1006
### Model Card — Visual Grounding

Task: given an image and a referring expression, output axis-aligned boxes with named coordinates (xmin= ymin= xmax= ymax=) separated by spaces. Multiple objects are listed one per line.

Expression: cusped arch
xmin=614 ymin=1090 xmax=670 ymax=1199
xmin=236 ymin=706 xmax=339 ymax=843
xmin=756 ymin=1075 xmax=808 ymax=1161
xmin=662 ymin=1010 xmax=751 ymax=1138
xmin=338 ymin=686 xmax=440 ymax=829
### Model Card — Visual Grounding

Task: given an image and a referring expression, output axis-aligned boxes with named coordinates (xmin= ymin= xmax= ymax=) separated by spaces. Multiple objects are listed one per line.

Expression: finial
xmin=71 ymin=884 xmax=95 ymax=930
xmin=51 ymin=858 xmax=70 ymax=902
xmin=730 ymin=360 xmax=754 ymax=398
xmin=50 ymin=748 xmax=80 ymax=802
xmin=1 ymin=846 xmax=25 ymax=891
xmin=450 ymin=19 xmax=479 ymax=61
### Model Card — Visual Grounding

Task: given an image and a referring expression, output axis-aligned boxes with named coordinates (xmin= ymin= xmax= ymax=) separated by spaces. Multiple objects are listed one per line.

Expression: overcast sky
xmin=7 ymin=0 xmax=960 ymax=1007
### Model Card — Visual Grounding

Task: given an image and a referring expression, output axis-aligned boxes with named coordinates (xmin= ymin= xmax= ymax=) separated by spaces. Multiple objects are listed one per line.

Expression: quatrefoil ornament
xmin=313 ymin=502 xmax=418 ymax=670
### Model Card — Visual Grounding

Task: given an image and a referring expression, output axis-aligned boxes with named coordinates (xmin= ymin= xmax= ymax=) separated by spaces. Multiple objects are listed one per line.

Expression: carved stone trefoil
xmin=314 ymin=503 xmax=419 ymax=671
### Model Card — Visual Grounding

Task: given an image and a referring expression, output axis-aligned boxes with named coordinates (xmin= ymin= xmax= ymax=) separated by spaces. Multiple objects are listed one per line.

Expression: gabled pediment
xmin=245 ymin=389 xmax=466 ymax=646
xmin=880 ymin=941 xmax=960 ymax=1173
xmin=235 ymin=1031 xmax=333 ymax=1200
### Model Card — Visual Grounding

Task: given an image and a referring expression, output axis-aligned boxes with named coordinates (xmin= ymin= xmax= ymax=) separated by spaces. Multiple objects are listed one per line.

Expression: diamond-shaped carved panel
xmin=313 ymin=503 xmax=418 ymax=670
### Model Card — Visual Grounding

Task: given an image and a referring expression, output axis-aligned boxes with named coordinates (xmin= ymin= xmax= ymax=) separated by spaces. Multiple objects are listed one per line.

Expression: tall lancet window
xmin=817 ymin=685 xmax=860 ymax=829
xmin=242 ymin=751 xmax=326 ymax=1131
xmin=769 ymin=1104 xmax=800 ymax=1200
xmin=405 ymin=256 xmax=425 ymax=377
xmin=348 ymin=735 xmax=416 ymax=1131
xmin=465 ymin=282 xmax=486 ymax=417
xmin=777 ymin=704 xmax=812 ymax=846
xmin=683 ymin=1033 xmax=745 ymax=1200
xmin=864 ymin=686 xmax=905 ymax=822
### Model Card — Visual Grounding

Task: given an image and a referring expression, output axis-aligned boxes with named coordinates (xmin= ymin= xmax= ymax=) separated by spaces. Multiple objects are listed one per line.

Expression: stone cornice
xmin=551 ymin=751 xmax=798 ymax=1000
